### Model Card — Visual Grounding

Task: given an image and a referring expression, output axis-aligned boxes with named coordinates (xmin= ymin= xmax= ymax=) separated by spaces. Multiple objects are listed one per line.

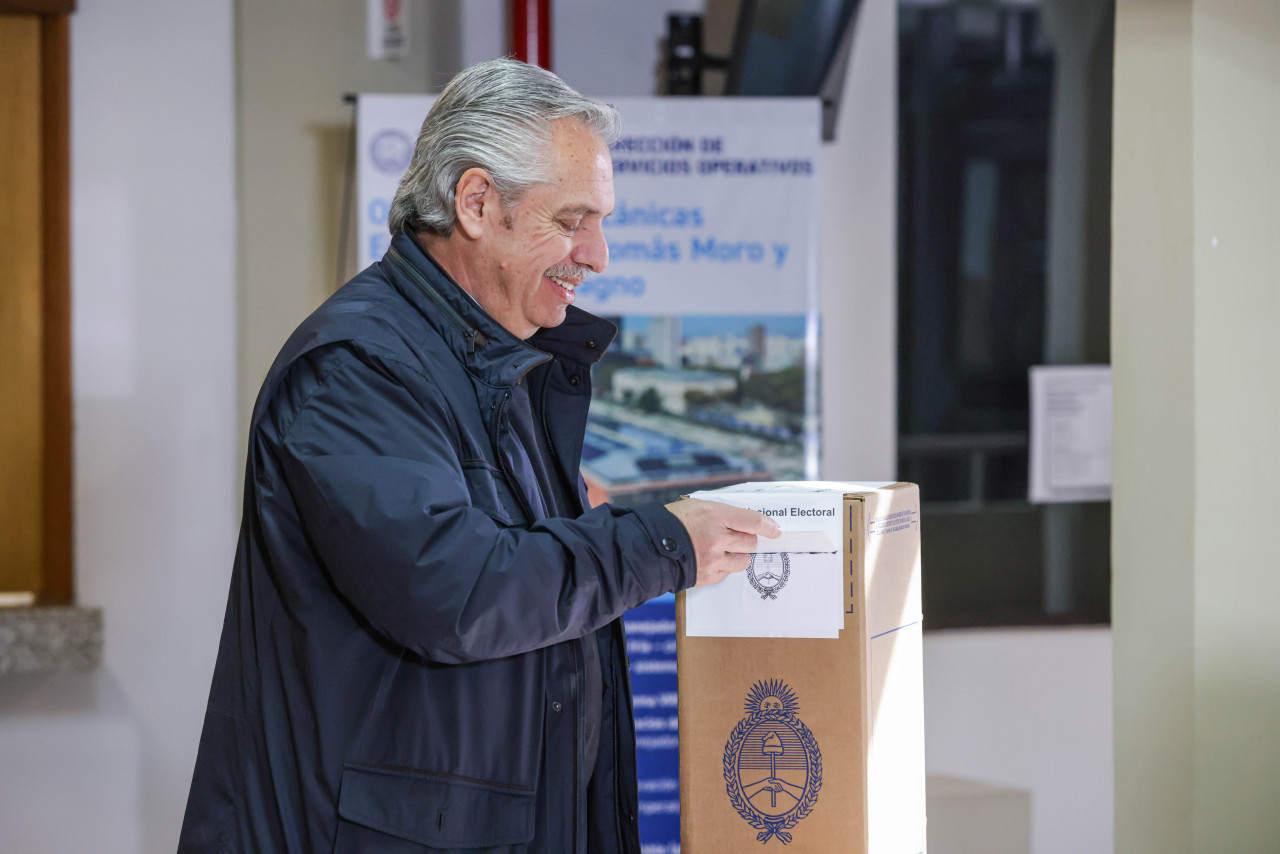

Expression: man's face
xmin=479 ymin=119 xmax=614 ymax=339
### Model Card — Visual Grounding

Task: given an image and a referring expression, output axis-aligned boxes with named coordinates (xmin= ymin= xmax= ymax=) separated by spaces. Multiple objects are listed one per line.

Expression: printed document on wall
xmin=1029 ymin=365 xmax=1112 ymax=503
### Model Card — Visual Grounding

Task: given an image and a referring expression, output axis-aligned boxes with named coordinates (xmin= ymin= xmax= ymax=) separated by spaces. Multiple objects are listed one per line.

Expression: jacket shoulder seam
xmin=275 ymin=344 xmax=455 ymax=446
xmin=274 ymin=345 xmax=362 ymax=444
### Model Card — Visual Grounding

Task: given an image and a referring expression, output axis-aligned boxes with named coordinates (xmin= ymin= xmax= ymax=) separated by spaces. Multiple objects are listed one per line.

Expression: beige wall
xmin=0 ymin=2 xmax=239 ymax=851
xmin=1112 ymin=0 xmax=1280 ymax=850
xmin=236 ymin=0 xmax=468 ymax=424
xmin=820 ymin=0 xmax=898 ymax=481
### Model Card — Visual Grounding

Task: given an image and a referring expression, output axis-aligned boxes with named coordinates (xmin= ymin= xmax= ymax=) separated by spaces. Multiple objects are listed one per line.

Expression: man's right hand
xmin=664 ymin=498 xmax=781 ymax=588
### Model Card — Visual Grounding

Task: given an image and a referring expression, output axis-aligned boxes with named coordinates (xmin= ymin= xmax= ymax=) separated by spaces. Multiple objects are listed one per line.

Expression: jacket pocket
xmin=460 ymin=460 xmax=526 ymax=526
xmin=336 ymin=762 xmax=535 ymax=849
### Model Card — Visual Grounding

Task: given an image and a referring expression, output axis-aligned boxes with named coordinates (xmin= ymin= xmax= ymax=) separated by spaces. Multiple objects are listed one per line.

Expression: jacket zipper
xmin=538 ymin=358 xmax=585 ymax=516
xmin=391 ymin=244 xmax=552 ymax=522
xmin=386 ymin=246 xmax=486 ymax=353
xmin=569 ymin=635 xmax=585 ymax=853
xmin=533 ymin=362 xmax=591 ymax=853
xmin=610 ymin=628 xmax=627 ymax=850
xmin=491 ymin=390 xmax=538 ymax=523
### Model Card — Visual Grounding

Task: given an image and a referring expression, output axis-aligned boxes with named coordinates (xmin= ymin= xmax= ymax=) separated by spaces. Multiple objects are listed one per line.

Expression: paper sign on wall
xmin=1029 ymin=365 xmax=1112 ymax=503
xmin=367 ymin=0 xmax=409 ymax=61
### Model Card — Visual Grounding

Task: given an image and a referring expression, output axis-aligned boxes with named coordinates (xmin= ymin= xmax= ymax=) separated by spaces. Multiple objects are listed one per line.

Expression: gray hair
xmin=389 ymin=58 xmax=620 ymax=236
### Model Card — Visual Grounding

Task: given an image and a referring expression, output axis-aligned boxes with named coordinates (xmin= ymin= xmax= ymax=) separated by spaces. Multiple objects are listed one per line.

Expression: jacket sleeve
xmin=271 ymin=348 xmax=696 ymax=665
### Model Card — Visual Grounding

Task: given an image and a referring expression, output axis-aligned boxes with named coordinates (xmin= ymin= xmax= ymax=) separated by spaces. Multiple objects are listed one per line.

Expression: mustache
xmin=545 ymin=263 xmax=592 ymax=284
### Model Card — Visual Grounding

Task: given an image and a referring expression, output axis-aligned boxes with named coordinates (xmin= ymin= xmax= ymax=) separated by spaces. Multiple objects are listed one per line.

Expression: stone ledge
xmin=0 ymin=606 xmax=103 ymax=675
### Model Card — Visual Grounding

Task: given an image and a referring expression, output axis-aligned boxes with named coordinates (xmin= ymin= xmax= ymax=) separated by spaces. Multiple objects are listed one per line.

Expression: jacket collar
xmin=382 ymin=231 xmax=617 ymax=387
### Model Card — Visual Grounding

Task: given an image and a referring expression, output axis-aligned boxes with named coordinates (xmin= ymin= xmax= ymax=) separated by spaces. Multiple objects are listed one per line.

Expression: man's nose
xmin=572 ymin=223 xmax=609 ymax=274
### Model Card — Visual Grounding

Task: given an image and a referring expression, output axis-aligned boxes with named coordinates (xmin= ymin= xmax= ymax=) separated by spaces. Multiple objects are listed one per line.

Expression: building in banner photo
xmin=584 ymin=314 xmax=809 ymax=508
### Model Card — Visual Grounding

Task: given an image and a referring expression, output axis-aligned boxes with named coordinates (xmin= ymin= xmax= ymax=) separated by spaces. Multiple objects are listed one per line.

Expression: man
xmin=179 ymin=58 xmax=777 ymax=854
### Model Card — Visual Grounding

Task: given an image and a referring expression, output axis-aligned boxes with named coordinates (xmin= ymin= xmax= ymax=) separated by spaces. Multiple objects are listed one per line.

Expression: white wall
xmin=237 ymin=0 xmax=454 ymax=428
xmin=820 ymin=0 xmax=898 ymax=481
xmin=551 ymin=0 xmax=704 ymax=97
xmin=0 ymin=1 xmax=238 ymax=852
xmin=1113 ymin=0 xmax=1280 ymax=849
xmin=924 ymin=628 xmax=1114 ymax=854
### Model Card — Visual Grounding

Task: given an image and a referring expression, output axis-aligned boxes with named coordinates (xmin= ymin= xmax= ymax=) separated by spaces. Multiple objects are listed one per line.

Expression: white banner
xmin=579 ymin=97 xmax=820 ymax=316
xmin=358 ymin=94 xmax=433 ymax=266
xmin=358 ymin=96 xmax=820 ymax=310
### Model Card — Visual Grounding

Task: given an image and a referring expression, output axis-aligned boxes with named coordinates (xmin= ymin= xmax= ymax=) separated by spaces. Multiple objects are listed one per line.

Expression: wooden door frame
xmin=2 ymin=0 xmax=74 ymax=602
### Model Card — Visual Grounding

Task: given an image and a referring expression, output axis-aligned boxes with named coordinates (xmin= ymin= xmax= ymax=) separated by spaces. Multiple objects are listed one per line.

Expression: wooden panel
xmin=0 ymin=2 xmax=75 ymax=14
xmin=40 ymin=12 xmax=72 ymax=603
xmin=0 ymin=14 xmax=44 ymax=595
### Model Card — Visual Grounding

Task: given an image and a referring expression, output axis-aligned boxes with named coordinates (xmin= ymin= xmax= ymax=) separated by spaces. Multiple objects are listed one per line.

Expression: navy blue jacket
xmin=178 ymin=232 xmax=696 ymax=853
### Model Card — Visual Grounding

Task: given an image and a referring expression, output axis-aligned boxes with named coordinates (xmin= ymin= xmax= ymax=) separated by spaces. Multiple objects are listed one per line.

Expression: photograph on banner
xmin=583 ymin=312 xmax=809 ymax=508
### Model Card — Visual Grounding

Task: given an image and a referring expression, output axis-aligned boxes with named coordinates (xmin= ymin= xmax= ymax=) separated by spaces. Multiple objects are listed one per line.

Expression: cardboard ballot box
xmin=677 ymin=482 xmax=925 ymax=853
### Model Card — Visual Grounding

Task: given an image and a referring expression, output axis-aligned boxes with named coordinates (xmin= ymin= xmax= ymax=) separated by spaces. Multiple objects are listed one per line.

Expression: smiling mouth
xmin=546 ymin=273 xmax=582 ymax=303
xmin=548 ymin=274 xmax=579 ymax=292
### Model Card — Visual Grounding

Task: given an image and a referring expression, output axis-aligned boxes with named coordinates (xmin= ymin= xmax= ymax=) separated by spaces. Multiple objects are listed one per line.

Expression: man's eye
xmin=559 ymin=219 xmax=583 ymax=234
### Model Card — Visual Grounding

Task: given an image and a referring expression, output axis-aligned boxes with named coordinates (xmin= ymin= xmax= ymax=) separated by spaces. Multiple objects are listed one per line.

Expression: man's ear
xmin=454 ymin=168 xmax=494 ymax=240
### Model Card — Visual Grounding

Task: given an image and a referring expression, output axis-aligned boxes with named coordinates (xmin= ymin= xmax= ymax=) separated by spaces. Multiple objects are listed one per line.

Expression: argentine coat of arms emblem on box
xmin=746 ymin=552 xmax=791 ymax=599
xmin=723 ymin=679 xmax=822 ymax=845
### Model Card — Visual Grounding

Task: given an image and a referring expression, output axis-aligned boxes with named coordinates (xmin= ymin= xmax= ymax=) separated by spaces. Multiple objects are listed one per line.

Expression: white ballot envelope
xmin=752 ymin=529 xmax=837 ymax=554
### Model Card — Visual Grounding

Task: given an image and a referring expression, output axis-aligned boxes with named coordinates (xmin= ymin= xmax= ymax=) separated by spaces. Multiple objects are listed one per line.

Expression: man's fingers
xmin=709 ymin=553 xmax=750 ymax=580
xmin=664 ymin=498 xmax=785 ymax=588
xmin=722 ymin=530 xmax=760 ymax=555
xmin=720 ymin=504 xmax=782 ymax=538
